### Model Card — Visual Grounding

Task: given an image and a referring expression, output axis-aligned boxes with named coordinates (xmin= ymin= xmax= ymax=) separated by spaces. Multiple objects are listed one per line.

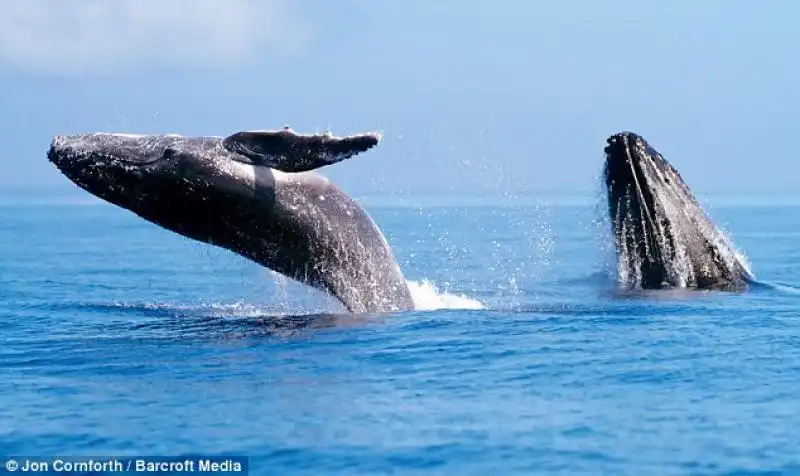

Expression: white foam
xmin=406 ymin=279 xmax=485 ymax=311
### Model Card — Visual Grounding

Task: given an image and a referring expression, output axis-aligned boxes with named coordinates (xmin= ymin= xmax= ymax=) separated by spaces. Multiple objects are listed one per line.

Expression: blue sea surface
xmin=1 ymin=193 xmax=799 ymax=475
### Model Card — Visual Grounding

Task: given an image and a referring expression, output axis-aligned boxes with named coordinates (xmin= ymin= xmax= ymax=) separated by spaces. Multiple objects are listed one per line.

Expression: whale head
xmin=47 ymin=133 xmax=267 ymax=228
xmin=602 ymin=131 xmax=752 ymax=291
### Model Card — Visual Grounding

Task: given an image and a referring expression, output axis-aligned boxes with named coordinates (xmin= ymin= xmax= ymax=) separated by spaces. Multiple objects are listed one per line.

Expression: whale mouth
xmin=47 ymin=147 xmax=162 ymax=170
xmin=603 ymin=132 xmax=656 ymax=215
xmin=48 ymin=134 xmax=164 ymax=171
xmin=604 ymin=132 xmax=643 ymax=167
xmin=603 ymin=132 xmax=670 ymax=274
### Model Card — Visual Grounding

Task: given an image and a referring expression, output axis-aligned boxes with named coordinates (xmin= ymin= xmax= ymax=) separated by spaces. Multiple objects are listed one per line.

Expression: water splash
xmin=100 ymin=279 xmax=486 ymax=317
xmin=590 ymin=165 xmax=618 ymax=281
xmin=406 ymin=279 xmax=485 ymax=311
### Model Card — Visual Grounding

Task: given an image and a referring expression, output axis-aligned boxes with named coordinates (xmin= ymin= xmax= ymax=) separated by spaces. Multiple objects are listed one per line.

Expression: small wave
xmin=749 ymin=281 xmax=800 ymax=295
xmin=61 ymin=300 xmax=292 ymax=319
xmin=406 ymin=279 xmax=485 ymax=311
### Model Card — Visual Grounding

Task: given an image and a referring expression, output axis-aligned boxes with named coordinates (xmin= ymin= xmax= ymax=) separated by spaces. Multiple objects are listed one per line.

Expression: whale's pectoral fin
xmin=222 ymin=128 xmax=381 ymax=172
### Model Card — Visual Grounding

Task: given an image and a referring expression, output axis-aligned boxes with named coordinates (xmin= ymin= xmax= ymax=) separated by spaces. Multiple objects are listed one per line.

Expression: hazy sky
xmin=1 ymin=0 xmax=798 ymax=198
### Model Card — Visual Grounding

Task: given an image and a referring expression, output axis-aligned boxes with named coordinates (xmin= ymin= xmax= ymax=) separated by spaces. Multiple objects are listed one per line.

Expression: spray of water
xmin=590 ymin=158 xmax=618 ymax=281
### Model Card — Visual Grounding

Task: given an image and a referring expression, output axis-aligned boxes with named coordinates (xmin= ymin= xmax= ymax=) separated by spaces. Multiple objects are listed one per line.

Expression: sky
xmin=1 ymin=0 xmax=799 ymax=200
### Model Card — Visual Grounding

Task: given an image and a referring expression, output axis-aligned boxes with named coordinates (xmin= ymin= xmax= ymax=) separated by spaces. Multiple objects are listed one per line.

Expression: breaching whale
xmin=603 ymin=131 xmax=753 ymax=291
xmin=48 ymin=127 xmax=415 ymax=313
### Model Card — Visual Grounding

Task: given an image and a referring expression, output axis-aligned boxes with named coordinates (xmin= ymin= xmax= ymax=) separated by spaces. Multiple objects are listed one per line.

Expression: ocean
xmin=1 ymin=193 xmax=799 ymax=475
